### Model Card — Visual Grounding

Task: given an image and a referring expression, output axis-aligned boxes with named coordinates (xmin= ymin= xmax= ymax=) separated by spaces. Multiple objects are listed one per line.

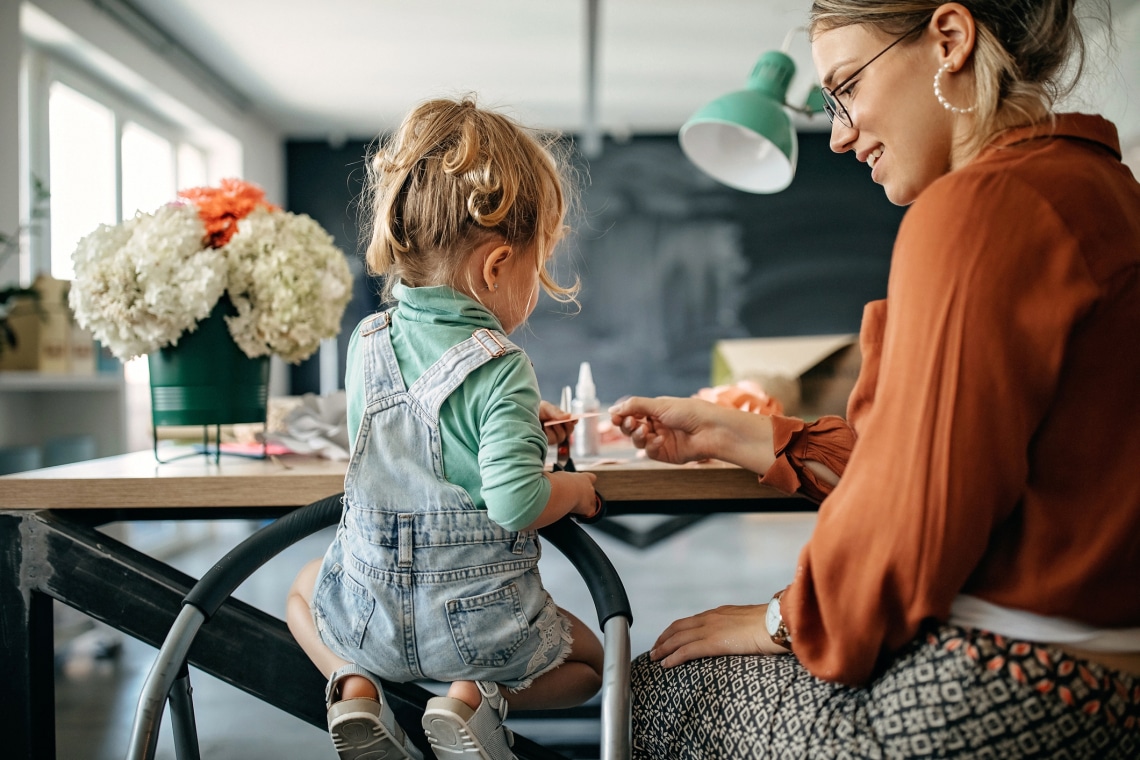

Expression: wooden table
xmin=0 ymin=449 xmax=811 ymax=759
xmin=0 ymin=448 xmax=801 ymax=513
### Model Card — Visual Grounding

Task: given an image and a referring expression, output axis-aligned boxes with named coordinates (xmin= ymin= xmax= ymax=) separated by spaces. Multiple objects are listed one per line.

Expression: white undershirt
xmin=949 ymin=594 xmax=1140 ymax=652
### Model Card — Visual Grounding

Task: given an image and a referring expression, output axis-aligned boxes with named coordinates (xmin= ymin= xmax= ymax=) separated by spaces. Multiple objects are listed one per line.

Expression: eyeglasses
xmin=820 ymin=17 xmax=930 ymax=127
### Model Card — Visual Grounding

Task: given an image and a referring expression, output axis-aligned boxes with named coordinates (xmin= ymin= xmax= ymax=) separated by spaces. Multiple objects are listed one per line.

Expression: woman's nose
xmin=829 ymin=120 xmax=857 ymax=154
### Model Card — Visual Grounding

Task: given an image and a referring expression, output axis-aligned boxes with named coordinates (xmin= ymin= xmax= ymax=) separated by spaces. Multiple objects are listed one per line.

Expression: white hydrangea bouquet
xmin=69 ymin=179 xmax=352 ymax=364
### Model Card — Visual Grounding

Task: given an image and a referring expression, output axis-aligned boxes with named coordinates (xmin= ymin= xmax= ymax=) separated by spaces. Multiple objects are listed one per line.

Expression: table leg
xmin=1 ymin=513 xmax=58 ymax=760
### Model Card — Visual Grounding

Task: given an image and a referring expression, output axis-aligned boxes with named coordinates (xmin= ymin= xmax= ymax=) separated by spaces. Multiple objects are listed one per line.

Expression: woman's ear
xmin=481 ymin=243 xmax=513 ymax=291
xmin=930 ymin=2 xmax=976 ymax=71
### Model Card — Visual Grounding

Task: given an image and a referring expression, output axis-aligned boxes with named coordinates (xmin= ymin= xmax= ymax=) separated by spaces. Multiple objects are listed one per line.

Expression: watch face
xmin=765 ymin=596 xmax=780 ymax=636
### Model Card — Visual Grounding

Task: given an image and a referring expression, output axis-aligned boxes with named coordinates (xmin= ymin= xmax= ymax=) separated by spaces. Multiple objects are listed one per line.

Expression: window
xmin=28 ymin=55 xmax=238 ymax=281
xmin=47 ymin=81 xmax=116 ymax=280
xmin=121 ymin=121 xmax=176 ymax=224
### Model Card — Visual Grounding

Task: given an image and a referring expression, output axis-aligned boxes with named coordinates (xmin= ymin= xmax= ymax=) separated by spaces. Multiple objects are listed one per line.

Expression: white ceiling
xmin=42 ymin=0 xmax=1139 ymax=147
xmin=123 ymin=0 xmax=825 ymax=140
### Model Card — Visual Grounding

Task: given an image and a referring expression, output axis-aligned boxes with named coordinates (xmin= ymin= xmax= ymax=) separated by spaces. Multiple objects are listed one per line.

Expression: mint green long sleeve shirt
xmin=345 ymin=284 xmax=551 ymax=531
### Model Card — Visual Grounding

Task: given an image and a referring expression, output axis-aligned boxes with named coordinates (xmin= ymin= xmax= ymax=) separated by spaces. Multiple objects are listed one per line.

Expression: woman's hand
xmin=608 ymin=396 xmax=721 ymax=464
xmin=649 ymin=604 xmax=790 ymax=667
xmin=538 ymin=399 xmax=576 ymax=446
xmin=610 ymin=395 xmax=778 ymax=475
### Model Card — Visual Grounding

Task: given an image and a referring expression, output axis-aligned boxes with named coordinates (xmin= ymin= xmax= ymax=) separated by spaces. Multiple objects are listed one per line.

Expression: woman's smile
xmin=867 ymin=146 xmax=884 ymax=171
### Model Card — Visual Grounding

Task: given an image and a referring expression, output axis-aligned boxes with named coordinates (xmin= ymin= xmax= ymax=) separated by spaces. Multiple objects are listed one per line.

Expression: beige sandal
xmin=326 ymin=664 xmax=423 ymax=760
xmin=421 ymin=681 xmax=516 ymax=760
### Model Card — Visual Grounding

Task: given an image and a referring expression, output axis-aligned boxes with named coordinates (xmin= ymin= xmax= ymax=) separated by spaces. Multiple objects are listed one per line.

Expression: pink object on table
xmin=695 ymin=380 xmax=784 ymax=416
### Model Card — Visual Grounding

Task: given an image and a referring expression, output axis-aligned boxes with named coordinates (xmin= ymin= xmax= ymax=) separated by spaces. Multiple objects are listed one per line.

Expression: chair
xmin=126 ymin=492 xmax=633 ymax=760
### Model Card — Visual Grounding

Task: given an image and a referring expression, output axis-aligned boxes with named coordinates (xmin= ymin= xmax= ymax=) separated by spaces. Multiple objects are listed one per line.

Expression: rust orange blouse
xmin=759 ymin=114 xmax=1140 ymax=686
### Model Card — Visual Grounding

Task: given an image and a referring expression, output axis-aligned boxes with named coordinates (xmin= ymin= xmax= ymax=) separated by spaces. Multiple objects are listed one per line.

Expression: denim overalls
xmin=312 ymin=310 xmax=572 ymax=689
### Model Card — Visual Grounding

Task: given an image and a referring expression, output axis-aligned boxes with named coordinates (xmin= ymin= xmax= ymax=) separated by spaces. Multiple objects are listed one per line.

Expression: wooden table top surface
xmin=0 ymin=448 xmax=792 ymax=510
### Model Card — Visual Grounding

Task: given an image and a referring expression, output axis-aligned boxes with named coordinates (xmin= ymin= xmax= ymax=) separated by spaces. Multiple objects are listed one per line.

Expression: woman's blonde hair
xmin=809 ymin=0 xmax=1107 ymax=158
xmin=363 ymin=96 xmax=579 ymax=305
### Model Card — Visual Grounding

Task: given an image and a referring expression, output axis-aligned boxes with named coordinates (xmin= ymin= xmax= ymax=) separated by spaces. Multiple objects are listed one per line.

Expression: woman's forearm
xmin=710 ymin=408 xmax=777 ymax=475
xmin=711 ymin=411 xmax=840 ymax=487
xmin=804 ymin=459 xmax=840 ymax=488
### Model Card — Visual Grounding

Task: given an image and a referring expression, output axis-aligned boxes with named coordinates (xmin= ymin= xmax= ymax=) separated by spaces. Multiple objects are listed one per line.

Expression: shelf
xmin=0 ymin=371 xmax=124 ymax=392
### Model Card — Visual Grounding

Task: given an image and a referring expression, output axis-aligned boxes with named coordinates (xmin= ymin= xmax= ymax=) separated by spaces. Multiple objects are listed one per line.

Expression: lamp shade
xmin=679 ymin=50 xmax=799 ymax=193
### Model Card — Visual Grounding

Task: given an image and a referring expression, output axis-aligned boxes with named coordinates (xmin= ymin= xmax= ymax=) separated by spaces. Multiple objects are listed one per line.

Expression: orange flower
xmin=178 ymin=178 xmax=278 ymax=248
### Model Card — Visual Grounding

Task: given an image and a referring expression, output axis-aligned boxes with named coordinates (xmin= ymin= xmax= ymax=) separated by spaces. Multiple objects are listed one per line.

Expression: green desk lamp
xmin=680 ymin=41 xmax=824 ymax=193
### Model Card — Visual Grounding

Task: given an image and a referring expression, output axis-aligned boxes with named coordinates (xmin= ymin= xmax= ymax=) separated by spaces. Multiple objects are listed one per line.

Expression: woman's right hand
xmin=609 ymin=395 xmax=778 ymax=475
xmin=609 ymin=396 xmax=726 ymax=464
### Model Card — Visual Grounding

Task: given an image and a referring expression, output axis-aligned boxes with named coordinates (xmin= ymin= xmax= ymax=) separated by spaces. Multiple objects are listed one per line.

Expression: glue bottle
xmin=571 ymin=361 xmax=600 ymax=458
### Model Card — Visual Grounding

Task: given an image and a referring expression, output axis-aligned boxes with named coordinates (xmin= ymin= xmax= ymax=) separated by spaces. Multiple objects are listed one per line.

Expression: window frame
xmin=22 ymin=47 xmax=216 ymax=280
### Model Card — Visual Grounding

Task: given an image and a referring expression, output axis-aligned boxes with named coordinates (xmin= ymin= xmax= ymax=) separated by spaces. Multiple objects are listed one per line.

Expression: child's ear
xmin=482 ymin=244 xmax=513 ymax=290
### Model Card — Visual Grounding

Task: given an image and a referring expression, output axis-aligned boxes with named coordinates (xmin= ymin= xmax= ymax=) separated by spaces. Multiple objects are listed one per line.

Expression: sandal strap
xmin=325 ymin=663 xmax=382 ymax=708
xmin=475 ymin=681 xmax=514 ymax=747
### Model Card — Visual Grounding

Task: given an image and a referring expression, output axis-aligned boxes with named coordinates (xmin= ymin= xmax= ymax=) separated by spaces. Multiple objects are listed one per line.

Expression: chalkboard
xmin=285 ymin=132 xmax=905 ymax=404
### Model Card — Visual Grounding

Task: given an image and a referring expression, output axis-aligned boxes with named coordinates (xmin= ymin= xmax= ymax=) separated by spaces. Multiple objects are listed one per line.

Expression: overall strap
xmin=409 ymin=327 xmax=521 ymax=419
xmin=357 ymin=310 xmax=406 ymax=399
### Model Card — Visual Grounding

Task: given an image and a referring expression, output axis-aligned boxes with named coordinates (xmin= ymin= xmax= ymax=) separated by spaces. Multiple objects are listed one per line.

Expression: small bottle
xmin=571 ymin=361 xmax=600 ymax=458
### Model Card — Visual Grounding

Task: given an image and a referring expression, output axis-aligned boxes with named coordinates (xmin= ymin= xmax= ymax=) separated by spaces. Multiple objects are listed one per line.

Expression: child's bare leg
xmin=446 ymin=608 xmax=604 ymax=711
xmin=286 ymin=558 xmax=376 ymax=700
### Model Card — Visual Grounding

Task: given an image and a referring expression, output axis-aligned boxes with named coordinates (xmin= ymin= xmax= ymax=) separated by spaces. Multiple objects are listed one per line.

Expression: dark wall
xmin=286 ymin=132 xmax=906 ymax=403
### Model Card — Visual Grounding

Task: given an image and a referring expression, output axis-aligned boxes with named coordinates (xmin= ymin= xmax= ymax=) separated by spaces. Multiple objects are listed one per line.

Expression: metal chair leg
xmin=600 ymin=616 xmax=632 ymax=760
xmin=169 ymin=660 xmax=202 ymax=760
xmin=126 ymin=606 xmax=206 ymax=760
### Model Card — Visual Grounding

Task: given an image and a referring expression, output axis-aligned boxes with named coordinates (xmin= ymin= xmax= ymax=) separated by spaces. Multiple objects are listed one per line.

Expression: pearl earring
xmin=933 ymin=62 xmax=976 ymax=114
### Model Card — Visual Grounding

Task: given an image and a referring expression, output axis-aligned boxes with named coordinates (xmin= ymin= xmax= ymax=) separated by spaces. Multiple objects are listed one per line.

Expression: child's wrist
xmin=577 ymin=492 xmax=606 ymax=524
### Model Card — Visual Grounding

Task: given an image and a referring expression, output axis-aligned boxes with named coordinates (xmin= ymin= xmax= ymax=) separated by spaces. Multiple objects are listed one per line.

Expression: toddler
xmin=286 ymin=96 xmax=603 ymax=760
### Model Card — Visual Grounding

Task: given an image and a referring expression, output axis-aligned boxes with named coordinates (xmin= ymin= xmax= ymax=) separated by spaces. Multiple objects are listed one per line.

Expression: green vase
xmin=148 ymin=296 xmax=270 ymax=427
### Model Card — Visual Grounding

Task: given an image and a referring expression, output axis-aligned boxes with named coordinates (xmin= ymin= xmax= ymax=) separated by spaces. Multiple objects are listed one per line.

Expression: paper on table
xmin=543 ymin=412 xmax=601 ymax=427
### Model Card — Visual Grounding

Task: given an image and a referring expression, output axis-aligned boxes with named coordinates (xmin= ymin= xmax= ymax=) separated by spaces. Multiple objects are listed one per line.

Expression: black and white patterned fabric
xmin=631 ymin=625 xmax=1139 ymax=759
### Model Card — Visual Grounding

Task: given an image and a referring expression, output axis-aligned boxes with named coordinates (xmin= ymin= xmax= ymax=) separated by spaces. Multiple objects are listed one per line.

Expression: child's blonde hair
xmin=364 ymin=96 xmax=579 ymax=306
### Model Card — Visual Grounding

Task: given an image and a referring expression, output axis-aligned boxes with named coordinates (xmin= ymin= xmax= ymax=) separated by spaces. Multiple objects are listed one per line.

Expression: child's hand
xmin=538 ymin=399 xmax=577 ymax=445
xmin=533 ymin=470 xmax=597 ymax=529
xmin=568 ymin=471 xmax=600 ymax=519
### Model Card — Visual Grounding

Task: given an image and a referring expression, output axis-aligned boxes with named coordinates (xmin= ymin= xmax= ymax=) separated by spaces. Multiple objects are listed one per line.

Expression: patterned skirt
xmin=631 ymin=625 xmax=1139 ymax=759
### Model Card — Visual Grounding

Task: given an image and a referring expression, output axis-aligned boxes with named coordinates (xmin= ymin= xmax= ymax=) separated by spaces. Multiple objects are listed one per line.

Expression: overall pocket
xmin=313 ymin=562 xmax=376 ymax=653
xmin=445 ymin=583 xmax=529 ymax=668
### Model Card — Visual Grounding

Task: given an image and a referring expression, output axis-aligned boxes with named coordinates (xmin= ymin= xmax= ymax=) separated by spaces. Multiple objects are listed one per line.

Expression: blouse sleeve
xmin=759 ymin=415 xmax=856 ymax=503
xmin=784 ymin=169 xmax=1096 ymax=686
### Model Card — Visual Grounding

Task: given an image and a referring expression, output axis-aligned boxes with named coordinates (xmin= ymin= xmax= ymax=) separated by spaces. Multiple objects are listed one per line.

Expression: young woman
xmin=611 ymin=1 xmax=1140 ymax=756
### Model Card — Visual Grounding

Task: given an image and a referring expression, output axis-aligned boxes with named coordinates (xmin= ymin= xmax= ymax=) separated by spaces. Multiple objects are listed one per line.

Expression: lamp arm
xmin=784 ymin=102 xmax=817 ymax=115
xmin=777 ymin=26 xmax=825 ymax=116
xmin=781 ymin=26 xmax=807 ymax=53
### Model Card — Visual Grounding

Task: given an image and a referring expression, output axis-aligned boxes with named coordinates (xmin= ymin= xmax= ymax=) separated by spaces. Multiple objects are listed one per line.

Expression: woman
xmin=610 ymin=1 xmax=1140 ymax=756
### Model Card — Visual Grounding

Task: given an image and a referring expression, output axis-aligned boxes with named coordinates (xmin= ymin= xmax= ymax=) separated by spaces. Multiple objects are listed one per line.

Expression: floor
xmin=53 ymin=510 xmax=817 ymax=759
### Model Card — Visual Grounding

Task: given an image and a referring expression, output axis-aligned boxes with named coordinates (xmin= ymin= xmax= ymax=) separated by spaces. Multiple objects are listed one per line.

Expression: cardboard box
xmin=0 ymin=275 xmax=94 ymax=374
xmin=711 ymin=334 xmax=861 ymax=419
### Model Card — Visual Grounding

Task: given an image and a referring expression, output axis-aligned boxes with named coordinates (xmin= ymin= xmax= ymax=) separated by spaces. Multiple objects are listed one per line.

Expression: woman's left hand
xmin=649 ymin=604 xmax=789 ymax=667
xmin=538 ymin=399 xmax=577 ymax=445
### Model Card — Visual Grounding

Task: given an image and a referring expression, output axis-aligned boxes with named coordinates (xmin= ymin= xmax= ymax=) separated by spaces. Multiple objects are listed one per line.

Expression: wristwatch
xmin=765 ymin=590 xmax=793 ymax=650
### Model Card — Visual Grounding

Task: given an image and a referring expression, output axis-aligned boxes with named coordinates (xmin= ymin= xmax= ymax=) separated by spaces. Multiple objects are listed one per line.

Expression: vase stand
xmin=152 ymin=424 xmax=268 ymax=465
